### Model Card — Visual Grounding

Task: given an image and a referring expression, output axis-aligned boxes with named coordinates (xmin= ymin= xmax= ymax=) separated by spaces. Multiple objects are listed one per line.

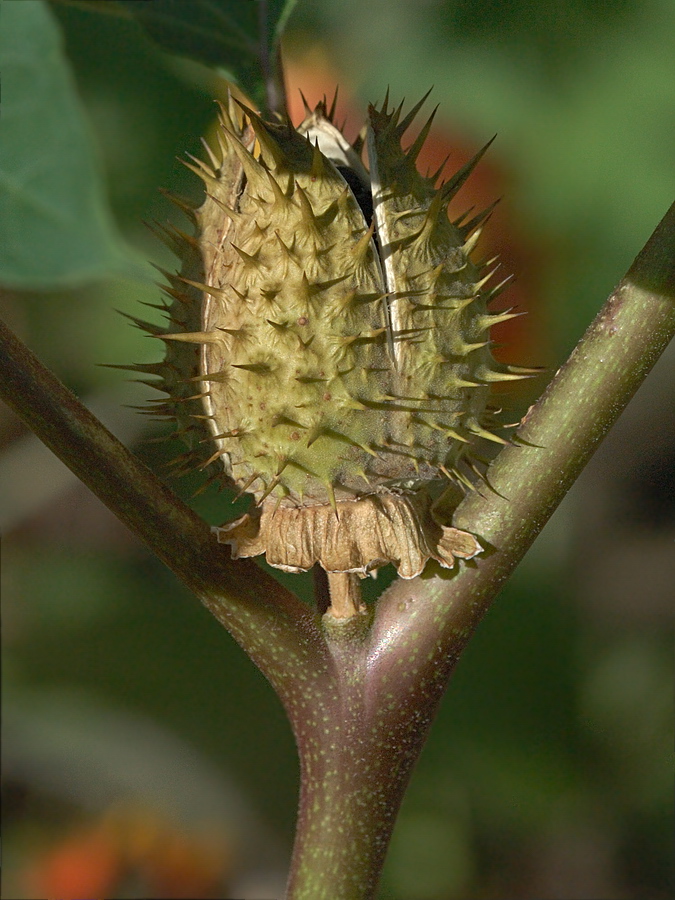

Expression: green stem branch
xmin=374 ymin=200 xmax=675 ymax=659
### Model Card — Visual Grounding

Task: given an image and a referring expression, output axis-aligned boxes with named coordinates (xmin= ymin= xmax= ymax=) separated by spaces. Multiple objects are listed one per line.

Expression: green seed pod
xmin=151 ymin=92 xmax=525 ymax=579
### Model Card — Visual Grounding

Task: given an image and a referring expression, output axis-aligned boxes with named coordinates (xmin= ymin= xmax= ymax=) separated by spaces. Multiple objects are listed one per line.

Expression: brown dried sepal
xmin=214 ymin=493 xmax=481 ymax=579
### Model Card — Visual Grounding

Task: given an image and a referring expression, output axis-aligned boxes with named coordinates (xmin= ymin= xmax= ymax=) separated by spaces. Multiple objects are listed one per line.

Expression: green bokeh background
xmin=1 ymin=1 xmax=673 ymax=897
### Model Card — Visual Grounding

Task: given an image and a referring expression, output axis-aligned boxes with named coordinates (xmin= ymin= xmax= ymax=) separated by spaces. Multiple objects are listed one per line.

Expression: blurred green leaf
xmin=0 ymin=0 xmax=130 ymax=288
xmin=118 ymin=0 xmax=258 ymax=67
xmin=116 ymin=0 xmax=298 ymax=107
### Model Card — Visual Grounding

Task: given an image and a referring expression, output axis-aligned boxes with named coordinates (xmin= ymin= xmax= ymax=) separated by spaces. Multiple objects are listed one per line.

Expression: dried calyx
xmin=136 ymin=89 xmax=531 ymax=611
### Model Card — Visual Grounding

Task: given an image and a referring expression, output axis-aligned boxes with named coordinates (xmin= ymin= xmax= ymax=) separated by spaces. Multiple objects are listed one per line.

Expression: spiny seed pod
xmin=143 ymin=90 xmax=529 ymax=580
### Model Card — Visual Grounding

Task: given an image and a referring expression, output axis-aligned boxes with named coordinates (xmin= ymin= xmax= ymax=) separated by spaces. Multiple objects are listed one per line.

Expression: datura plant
xmin=144 ymin=90 xmax=532 ymax=617
xmin=2 ymin=46 xmax=672 ymax=898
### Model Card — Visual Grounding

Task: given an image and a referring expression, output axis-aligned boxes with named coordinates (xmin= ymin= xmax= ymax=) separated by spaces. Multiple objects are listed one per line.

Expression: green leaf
xmin=0 ymin=0 xmax=132 ymax=289
xmin=116 ymin=0 xmax=298 ymax=109
xmin=119 ymin=0 xmax=259 ymax=70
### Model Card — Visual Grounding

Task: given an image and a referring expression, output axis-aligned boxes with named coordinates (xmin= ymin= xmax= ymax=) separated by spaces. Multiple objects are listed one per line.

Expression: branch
xmin=371 ymin=200 xmax=675 ymax=682
xmin=0 ymin=319 xmax=330 ymax=695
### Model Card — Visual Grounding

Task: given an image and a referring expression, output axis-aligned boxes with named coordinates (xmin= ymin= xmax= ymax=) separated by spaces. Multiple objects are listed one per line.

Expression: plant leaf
xmin=115 ymin=0 xmax=298 ymax=108
xmin=0 ymin=0 xmax=131 ymax=289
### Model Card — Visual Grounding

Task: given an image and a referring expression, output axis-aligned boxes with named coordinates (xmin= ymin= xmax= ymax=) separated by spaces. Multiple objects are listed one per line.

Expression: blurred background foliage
xmin=1 ymin=0 xmax=673 ymax=897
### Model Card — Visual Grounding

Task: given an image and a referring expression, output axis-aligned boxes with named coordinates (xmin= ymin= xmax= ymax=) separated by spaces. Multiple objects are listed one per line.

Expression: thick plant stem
xmin=286 ymin=611 xmax=412 ymax=900
xmin=288 ymin=716 xmax=410 ymax=899
xmin=286 ymin=604 xmax=468 ymax=900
